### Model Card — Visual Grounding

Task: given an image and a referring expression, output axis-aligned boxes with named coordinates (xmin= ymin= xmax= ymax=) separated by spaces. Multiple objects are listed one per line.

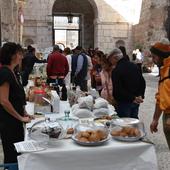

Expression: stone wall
xmin=0 ymin=0 xmax=18 ymax=43
xmin=133 ymin=0 xmax=168 ymax=50
xmin=93 ymin=0 xmax=132 ymax=53
xmin=1 ymin=0 xmax=150 ymax=54
xmin=22 ymin=0 xmax=52 ymax=49
xmin=22 ymin=0 xmax=132 ymax=53
xmin=0 ymin=0 xmax=25 ymax=45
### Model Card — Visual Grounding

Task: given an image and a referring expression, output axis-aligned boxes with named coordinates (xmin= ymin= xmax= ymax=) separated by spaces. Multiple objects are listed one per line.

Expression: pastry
xmin=67 ymin=128 xmax=74 ymax=134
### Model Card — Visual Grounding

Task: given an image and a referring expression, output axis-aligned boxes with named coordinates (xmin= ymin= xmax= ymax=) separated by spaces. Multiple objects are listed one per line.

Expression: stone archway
xmin=115 ymin=40 xmax=125 ymax=48
xmin=51 ymin=0 xmax=98 ymax=49
xmin=24 ymin=38 xmax=34 ymax=47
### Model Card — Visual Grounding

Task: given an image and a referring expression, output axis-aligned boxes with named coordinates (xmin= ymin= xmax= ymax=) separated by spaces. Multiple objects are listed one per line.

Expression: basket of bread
xmin=110 ymin=118 xmax=146 ymax=142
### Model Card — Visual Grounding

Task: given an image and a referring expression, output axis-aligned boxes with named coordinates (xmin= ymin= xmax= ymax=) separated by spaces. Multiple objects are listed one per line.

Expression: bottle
xmin=51 ymin=90 xmax=60 ymax=113
xmin=54 ymin=85 xmax=60 ymax=96
xmin=61 ymin=84 xmax=67 ymax=101
xmin=76 ymin=86 xmax=81 ymax=98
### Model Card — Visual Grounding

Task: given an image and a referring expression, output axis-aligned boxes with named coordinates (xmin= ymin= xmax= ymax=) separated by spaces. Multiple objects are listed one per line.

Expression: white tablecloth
xmin=18 ymin=139 xmax=158 ymax=170
xmin=18 ymin=101 xmax=158 ymax=170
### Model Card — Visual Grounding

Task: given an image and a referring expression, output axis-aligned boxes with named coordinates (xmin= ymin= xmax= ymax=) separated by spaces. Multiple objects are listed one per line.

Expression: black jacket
xmin=111 ymin=58 xmax=146 ymax=103
xmin=22 ymin=52 xmax=45 ymax=74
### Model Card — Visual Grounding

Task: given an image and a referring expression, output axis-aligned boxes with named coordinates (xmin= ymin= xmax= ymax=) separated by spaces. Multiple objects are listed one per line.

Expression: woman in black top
xmin=0 ymin=42 xmax=33 ymax=163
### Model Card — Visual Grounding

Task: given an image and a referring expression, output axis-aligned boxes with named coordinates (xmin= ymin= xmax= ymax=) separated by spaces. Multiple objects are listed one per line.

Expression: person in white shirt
xmin=135 ymin=49 xmax=143 ymax=73
xmin=86 ymin=54 xmax=93 ymax=89
xmin=63 ymin=47 xmax=72 ymax=87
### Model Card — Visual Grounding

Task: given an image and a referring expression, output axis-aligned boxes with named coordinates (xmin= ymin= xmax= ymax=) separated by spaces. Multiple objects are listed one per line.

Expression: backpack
xmin=158 ymin=67 xmax=170 ymax=111
xmin=159 ymin=68 xmax=170 ymax=83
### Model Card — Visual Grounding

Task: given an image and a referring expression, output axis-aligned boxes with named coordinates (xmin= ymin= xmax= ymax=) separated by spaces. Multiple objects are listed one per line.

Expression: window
xmin=53 ymin=16 xmax=80 ymax=49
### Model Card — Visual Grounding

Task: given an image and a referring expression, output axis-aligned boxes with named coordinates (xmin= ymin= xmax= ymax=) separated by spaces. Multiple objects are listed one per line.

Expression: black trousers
xmin=75 ymin=79 xmax=87 ymax=92
xmin=0 ymin=123 xmax=24 ymax=163
xmin=21 ymin=69 xmax=32 ymax=86
xmin=136 ymin=63 xmax=142 ymax=74
xmin=47 ymin=78 xmax=64 ymax=86
xmin=163 ymin=114 xmax=170 ymax=150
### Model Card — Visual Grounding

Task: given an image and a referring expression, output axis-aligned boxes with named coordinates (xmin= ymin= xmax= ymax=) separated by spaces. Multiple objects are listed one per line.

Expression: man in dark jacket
xmin=21 ymin=46 xmax=46 ymax=86
xmin=71 ymin=46 xmax=88 ymax=91
xmin=108 ymin=48 xmax=146 ymax=118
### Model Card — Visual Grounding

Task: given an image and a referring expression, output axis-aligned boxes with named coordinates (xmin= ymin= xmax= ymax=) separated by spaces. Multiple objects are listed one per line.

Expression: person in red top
xmin=47 ymin=45 xmax=69 ymax=85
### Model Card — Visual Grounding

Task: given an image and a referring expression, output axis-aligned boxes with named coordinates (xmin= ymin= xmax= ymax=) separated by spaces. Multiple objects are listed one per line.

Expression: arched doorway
xmin=24 ymin=38 xmax=34 ymax=47
xmin=52 ymin=0 xmax=96 ymax=49
xmin=115 ymin=40 xmax=125 ymax=48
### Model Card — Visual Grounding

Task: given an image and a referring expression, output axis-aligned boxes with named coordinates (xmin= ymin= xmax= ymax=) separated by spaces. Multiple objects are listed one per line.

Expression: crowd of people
xmin=0 ymin=38 xmax=170 ymax=164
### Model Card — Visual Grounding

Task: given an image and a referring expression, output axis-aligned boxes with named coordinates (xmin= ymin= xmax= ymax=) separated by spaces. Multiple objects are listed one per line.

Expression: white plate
xmin=72 ymin=135 xmax=110 ymax=146
xmin=112 ymin=118 xmax=140 ymax=126
xmin=111 ymin=130 xmax=146 ymax=142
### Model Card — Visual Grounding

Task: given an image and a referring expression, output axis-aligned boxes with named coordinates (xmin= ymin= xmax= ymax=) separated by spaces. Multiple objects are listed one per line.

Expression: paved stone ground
xmin=139 ymin=73 xmax=170 ymax=170
xmin=0 ymin=72 xmax=170 ymax=169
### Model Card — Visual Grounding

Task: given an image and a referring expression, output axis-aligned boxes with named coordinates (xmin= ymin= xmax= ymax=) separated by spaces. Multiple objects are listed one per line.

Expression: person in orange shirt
xmin=150 ymin=38 xmax=170 ymax=149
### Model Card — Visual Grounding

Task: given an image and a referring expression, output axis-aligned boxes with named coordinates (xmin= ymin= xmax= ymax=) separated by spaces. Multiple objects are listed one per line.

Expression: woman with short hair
xmin=0 ymin=42 xmax=33 ymax=163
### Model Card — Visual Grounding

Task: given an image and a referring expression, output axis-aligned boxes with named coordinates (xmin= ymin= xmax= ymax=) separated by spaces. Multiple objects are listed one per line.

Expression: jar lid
xmin=34 ymin=89 xmax=46 ymax=94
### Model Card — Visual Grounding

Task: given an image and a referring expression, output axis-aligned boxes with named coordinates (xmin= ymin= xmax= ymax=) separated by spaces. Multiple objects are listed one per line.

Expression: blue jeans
xmin=116 ymin=102 xmax=139 ymax=119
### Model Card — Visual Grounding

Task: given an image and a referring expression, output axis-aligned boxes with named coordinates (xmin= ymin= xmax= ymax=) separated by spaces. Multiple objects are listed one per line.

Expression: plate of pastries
xmin=72 ymin=124 xmax=109 ymax=146
xmin=110 ymin=118 xmax=146 ymax=142
xmin=94 ymin=114 xmax=119 ymax=125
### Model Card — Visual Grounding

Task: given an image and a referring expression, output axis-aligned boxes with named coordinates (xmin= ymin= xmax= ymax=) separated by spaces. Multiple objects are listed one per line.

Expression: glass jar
xmin=34 ymin=89 xmax=46 ymax=105
xmin=29 ymin=118 xmax=65 ymax=145
xmin=34 ymin=89 xmax=50 ymax=113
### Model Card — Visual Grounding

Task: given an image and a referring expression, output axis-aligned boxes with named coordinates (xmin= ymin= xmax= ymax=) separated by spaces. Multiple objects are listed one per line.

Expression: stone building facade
xmin=0 ymin=0 xmax=18 ymax=44
xmin=0 ymin=0 xmax=169 ymax=54
xmin=0 ymin=0 xmax=25 ymax=46
xmin=22 ymin=0 xmax=133 ymax=53
xmin=133 ymin=0 xmax=169 ymax=50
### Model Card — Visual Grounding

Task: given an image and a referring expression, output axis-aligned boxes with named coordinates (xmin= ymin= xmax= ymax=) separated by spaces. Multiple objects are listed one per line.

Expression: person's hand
xmin=24 ymin=113 xmax=35 ymax=120
xmin=133 ymin=96 xmax=143 ymax=104
xmin=150 ymin=120 xmax=158 ymax=133
xmin=95 ymin=75 xmax=101 ymax=82
xmin=92 ymin=70 xmax=97 ymax=76
xmin=21 ymin=116 xmax=32 ymax=123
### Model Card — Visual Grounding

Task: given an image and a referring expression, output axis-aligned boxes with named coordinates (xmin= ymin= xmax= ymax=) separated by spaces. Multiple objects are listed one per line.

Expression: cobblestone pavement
xmin=0 ymin=73 xmax=170 ymax=169
xmin=139 ymin=73 xmax=170 ymax=170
